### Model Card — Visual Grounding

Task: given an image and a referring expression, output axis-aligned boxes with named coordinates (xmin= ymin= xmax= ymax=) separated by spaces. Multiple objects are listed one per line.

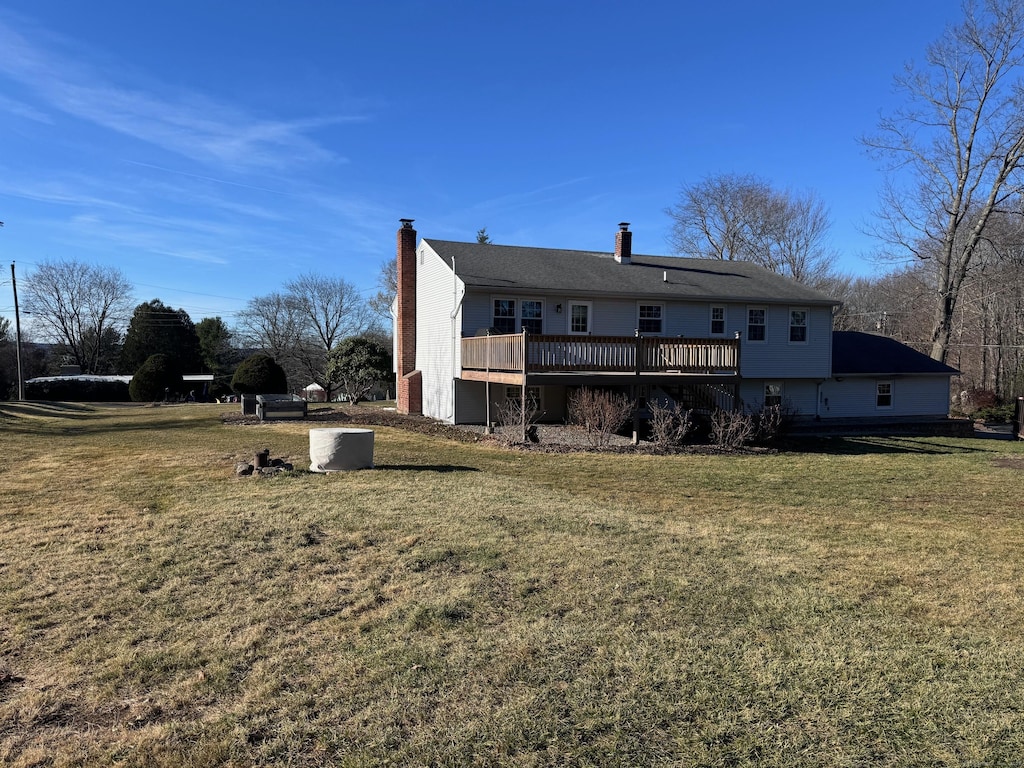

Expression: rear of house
xmin=393 ymin=220 xmax=958 ymax=429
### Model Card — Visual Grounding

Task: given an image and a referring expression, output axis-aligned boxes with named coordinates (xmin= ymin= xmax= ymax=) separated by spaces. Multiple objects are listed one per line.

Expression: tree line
xmin=0 ymin=264 xmax=392 ymax=403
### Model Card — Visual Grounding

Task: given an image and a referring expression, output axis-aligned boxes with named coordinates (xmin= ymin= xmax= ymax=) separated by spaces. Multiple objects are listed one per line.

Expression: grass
xmin=1 ymin=401 xmax=1024 ymax=766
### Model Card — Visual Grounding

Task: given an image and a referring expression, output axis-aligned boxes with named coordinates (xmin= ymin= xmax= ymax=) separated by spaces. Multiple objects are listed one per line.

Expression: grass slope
xmin=1 ymin=402 xmax=1023 ymax=766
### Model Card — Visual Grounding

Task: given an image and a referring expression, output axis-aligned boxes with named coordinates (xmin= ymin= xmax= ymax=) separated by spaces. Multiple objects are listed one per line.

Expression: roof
xmin=832 ymin=331 xmax=959 ymax=376
xmin=424 ymin=239 xmax=840 ymax=306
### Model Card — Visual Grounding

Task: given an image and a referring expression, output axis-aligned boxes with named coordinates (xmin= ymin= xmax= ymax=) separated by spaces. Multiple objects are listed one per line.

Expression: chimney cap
xmin=400 ymin=218 xmax=415 ymax=228
xmin=618 ymin=222 xmax=630 ymax=231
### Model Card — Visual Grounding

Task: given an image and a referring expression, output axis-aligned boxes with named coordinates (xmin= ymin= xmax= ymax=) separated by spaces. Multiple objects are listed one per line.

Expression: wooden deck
xmin=461 ymin=332 xmax=740 ymax=384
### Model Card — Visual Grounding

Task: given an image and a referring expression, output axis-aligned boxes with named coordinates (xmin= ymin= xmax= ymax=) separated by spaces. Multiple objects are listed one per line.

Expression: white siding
xmin=416 ymin=242 xmax=464 ymax=422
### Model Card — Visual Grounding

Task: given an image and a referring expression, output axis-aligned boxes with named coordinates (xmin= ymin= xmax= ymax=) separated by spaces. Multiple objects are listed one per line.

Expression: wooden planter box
xmin=256 ymin=394 xmax=307 ymax=421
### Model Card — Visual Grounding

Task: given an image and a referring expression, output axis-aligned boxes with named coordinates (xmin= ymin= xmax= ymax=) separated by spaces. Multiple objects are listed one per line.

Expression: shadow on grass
xmin=374 ymin=464 xmax=480 ymax=473
xmin=0 ymin=401 xmax=99 ymax=420
xmin=0 ymin=401 xmax=211 ymax=436
xmin=780 ymin=435 xmax=1005 ymax=456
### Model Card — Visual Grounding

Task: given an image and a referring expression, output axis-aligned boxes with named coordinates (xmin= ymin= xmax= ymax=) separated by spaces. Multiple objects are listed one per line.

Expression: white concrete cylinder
xmin=309 ymin=428 xmax=375 ymax=472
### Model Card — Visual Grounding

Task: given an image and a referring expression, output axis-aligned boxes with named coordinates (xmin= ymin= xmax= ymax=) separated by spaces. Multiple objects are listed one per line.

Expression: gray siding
xmin=739 ymin=304 xmax=832 ymax=379
xmin=741 ymin=378 xmax=819 ymax=416
xmin=819 ymin=377 xmax=951 ymax=419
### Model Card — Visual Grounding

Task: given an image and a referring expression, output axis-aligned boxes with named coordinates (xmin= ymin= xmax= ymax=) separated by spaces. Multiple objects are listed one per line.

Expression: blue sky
xmin=0 ymin=1 xmax=964 ymax=328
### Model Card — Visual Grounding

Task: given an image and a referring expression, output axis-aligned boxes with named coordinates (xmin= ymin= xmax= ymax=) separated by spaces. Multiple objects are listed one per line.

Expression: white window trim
xmin=710 ymin=305 xmax=726 ymax=336
xmin=492 ymin=296 xmax=544 ymax=335
xmin=568 ymin=301 xmax=593 ymax=336
xmin=789 ymin=307 xmax=809 ymax=345
xmin=519 ymin=298 xmax=545 ymax=335
xmin=876 ymin=380 xmax=894 ymax=410
xmin=637 ymin=302 xmax=665 ymax=335
xmin=492 ymin=296 xmax=518 ymax=334
xmin=747 ymin=306 xmax=767 ymax=343
xmin=764 ymin=381 xmax=783 ymax=408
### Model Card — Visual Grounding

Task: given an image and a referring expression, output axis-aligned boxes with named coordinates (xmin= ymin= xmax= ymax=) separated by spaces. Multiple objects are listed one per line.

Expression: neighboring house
xmin=393 ymin=220 xmax=958 ymax=428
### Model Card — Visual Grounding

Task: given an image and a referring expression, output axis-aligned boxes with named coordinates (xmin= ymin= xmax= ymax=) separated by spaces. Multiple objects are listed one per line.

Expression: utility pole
xmin=11 ymin=260 xmax=25 ymax=401
xmin=4 ymin=220 xmax=25 ymax=400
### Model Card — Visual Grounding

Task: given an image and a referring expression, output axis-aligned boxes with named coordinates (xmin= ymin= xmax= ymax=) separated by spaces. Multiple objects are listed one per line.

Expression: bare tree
xmin=288 ymin=273 xmax=374 ymax=399
xmin=864 ymin=0 xmax=1024 ymax=363
xmin=236 ymin=273 xmax=375 ymax=399
xmin=23 ymin=259 xmax=133 ymax=374
xmin=833 ymin=266 xmax=934 ymax=346
xmin=235 ymin=292 xmax=303 ymax=362
xmin=666 ymin=173 xmax=837 ymax=286
xmin=368 ymin=257 xmax=397 ymax=325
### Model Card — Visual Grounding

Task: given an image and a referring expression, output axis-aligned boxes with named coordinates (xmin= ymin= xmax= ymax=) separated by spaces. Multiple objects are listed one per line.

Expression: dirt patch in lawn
xmin=991 ymin=457 xmax=1024 ymax=470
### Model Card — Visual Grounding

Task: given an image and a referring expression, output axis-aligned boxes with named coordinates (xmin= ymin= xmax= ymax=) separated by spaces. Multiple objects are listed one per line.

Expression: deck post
xmin=484 ymin=330 xmax=492 ymax=433
xmin=733 ymin=331 xmax=742 ymax=411
xmin=632 ymin=329 xmax=641 ymax=445
xmin=521 ymin=328 xmax=529 ymax=442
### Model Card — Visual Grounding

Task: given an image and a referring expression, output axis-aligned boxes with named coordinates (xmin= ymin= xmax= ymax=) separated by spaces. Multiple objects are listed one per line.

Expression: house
xmin=393 ymin=220 xmax=959 ymax=430
xmin=822 ymin=331 xmax=960 ymax=421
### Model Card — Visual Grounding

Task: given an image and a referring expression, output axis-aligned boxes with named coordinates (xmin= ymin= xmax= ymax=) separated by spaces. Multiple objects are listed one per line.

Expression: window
xmin=789 ymin=308 xmax=808 ymax=343
xmin=521 ymin=300 xmax=543 ymax=335
xmin=493 ymin=298 xmax=543 ymax=334
xmin=710 ymin=306 xmax=725 ymax=335
xmin=569 ymin=302 xmax=591 ymax=335
xmin=493 ymin=299 xmax=516 ymax=334
xmin=764 ymin=382 xmax=783 ymax=408
xmin=876 ymin=381 xmax=893 ymax=409
xmin=638 ymin=304 xmax=663 ymax=334
xmin=747 ymin=307 xmax=766 ymax=341
xmin=505 ymin=385 xmax=541 ymax=412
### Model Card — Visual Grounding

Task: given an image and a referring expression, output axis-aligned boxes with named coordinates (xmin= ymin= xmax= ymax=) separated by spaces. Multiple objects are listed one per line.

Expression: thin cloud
xmin=470 ymin=176 xmax=594 ymax=213
xmin=0 ymin=176 xmax=132 ymax=210
xmin=0 ymin=17 xmax=365 ymax=172
xmin=0 ymin=93 xmax=51 ymax=123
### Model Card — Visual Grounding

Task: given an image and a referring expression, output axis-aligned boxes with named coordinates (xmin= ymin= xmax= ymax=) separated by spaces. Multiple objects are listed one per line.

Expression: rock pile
xmin=236 ymin=449 xmax=294 ymax=477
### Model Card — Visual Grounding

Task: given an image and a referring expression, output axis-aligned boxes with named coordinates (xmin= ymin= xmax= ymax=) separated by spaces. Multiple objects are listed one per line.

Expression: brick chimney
xmin=614 ymin=222 xmax=632 ymax=264
xmin=396 ymin=219 xmax=422 ymax=415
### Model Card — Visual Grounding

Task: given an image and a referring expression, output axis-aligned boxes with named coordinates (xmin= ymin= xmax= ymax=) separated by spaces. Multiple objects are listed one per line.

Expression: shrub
xmin=129 ymin=354 xmax=183 ymax=402
xmin=231 ymin=354 xmax=288 ymax=395
xmin=974 ymin=403 xmax=1016 ymax=423
xmin=647 ymin=399 xmax=695 ymax=449
xmin=567 ymin=388 xmax=633 ymax=448
xmin=710 ymin=409 xmax=756 ymax=448
xmin=326 ymin=338 xmax=392 ymax=404
xmin=494 ymin=393 xmax=544 ymax=445
xmin=25 ymin=377 xmax=130 ymax=402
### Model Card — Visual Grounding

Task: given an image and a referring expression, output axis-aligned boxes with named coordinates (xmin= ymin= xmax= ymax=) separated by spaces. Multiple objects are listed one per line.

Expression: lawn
xmin=1 ymin=402 xmax=1023 ymax=767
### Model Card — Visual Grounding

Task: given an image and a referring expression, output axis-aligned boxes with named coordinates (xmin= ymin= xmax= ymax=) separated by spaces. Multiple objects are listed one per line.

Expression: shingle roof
xmin=832 ymin=331 xmax=959 ymax=376
xmin=424 ymin=239 xmax=841 ymax=306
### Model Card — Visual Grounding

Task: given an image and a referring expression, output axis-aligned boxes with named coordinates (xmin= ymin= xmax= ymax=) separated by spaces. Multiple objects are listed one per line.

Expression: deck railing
xmin=461 ymin=332 xmax=740 ymax=376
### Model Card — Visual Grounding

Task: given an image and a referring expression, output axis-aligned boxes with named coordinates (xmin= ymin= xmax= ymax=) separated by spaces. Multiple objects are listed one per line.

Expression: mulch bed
xmin=221 ymin=405 xmax=772 ymax=455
